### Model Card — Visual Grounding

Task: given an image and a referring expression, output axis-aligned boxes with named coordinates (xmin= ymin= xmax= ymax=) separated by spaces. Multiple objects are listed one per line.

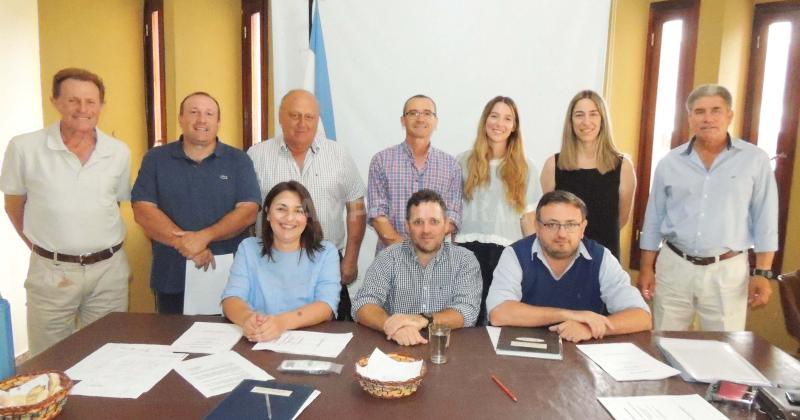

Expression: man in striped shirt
xmin=352 ymin=190 xmax=481 ymax=346
xmin=248 ymin=89 xmax=366 ymax=321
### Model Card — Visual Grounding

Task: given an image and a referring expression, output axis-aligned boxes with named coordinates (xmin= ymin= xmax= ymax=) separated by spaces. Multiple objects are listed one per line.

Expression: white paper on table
xmin=174 ymin=350 xmax=273 ymax=398
xmin=354 ymin=348 xmax=422 ymax=382
xmin=577 ymin=342 xmax=680 ymax=381
xmin=597 ymin=394 xmax=728 ymax=420
xmin=184 ymin=253 xmax=234 ymax=315
xmin=66 ymin=343 xmax=187 ymax=398
xmin=170 ymin=322 xmax=243 ymax=354
xmin=657 ymin=337 xmax=771 ymax=386
xmin=252 ymin=330 xmax=353 ymax=358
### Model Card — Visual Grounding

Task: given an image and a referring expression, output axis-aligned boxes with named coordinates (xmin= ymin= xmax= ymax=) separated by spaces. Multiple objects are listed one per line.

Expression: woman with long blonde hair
xmin=540 ymin=90 xmax=635 ymax=259
xmin=457 ymin=96 xmax=541 ymax=325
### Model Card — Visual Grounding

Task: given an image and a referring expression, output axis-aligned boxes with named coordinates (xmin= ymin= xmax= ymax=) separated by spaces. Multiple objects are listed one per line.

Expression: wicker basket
xmin=0 ymin=370 xmax=73 ymax=420
xmin=354 ymin=353 xmax=426 ymax=399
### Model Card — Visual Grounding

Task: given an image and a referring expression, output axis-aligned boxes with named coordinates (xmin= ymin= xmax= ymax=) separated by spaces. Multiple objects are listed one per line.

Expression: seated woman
xmin=540 ymin=90 xmax=635 ymax=259
xmin=222 ymin=180 xmax=341 ymax=342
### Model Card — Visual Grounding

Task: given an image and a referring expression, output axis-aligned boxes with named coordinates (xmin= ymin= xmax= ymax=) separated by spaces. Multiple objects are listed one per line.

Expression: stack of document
xmin=174 ymin=351 xmax=273 ymax=397
xmin=253 ymin=330 xmax=353 ymax=358
xmin=66 ymin=343 xmax=187 ymax=398
xmin=598 ymin=394 xmax=728 ymax=420
xmin=577 ymin=342 xmax=680 ymax=381
xmin=170 ymin=322 xmax=243 ymax=354
xmin=657 ymin=337 xmax=771 ymax=385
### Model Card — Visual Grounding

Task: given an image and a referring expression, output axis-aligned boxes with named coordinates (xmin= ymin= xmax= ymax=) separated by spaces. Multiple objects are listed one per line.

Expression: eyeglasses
xmin=537 ymin=220 xmax=582 ymax=233
xmin=404 ymin=110 xmax=437 ymax=118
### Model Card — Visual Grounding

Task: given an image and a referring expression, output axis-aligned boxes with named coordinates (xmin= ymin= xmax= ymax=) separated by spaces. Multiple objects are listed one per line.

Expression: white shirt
xmin=247 ymin=134 xmax=365 ymax=250
xmin=0 ymin=123 xmax=131 ymax=254
xmin=455 ymin=153 xmax=541 ymax=246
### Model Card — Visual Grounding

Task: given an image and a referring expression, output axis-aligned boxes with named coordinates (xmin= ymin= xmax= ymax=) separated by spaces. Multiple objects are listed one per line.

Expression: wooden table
xmin=17 ymin=312 xmax=800 ymax=419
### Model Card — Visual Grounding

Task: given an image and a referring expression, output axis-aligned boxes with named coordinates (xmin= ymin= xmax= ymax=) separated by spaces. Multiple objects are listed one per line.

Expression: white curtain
xmin=271 ymin=0 xmax=612 ymax=289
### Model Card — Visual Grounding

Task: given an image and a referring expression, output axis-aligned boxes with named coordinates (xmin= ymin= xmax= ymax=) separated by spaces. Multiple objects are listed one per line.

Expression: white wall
xmin=0 ymin=0 xmax=43 ymax=357
xmin=272 ymin=0 xmax=611 ymax=292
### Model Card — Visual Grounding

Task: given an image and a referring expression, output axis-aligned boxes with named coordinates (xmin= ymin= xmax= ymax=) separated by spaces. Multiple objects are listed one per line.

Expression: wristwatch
xmin=750 ymin=268 xmax=775 ymax=279
xmin=421 ymin=313 xmax=434 ymax=325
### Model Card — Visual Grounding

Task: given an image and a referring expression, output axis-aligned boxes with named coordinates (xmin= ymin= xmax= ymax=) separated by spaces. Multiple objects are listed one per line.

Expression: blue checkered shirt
xmin=351 ymin=241 xmax=481 ymax=327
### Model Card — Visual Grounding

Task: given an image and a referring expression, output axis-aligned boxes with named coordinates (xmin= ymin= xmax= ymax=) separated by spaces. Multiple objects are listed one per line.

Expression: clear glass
xmin=757 ymin=21 xmax=792 ymax=170
xmin=649 ymin=19 xmax=683 ymax=189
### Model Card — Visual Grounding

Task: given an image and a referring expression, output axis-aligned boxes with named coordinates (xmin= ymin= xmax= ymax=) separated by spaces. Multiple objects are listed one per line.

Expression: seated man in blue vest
xmin=486 ymin=190 xmax=651 ymax=343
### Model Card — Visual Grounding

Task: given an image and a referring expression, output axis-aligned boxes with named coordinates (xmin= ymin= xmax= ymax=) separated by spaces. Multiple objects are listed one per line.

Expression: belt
xmin=32 ymin=243 xmax=123 ymax=266
xmin=665 ymin=241 xmax=741 ymax=266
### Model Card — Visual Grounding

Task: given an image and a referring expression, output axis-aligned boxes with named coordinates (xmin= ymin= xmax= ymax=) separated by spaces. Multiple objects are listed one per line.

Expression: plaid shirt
xmin=247 ymin=134 xmax=365 ymax=250
xmin=351 ymin=241 xmax=481 ymax=327
xmin=367 ymin=142 xmax=463 ymax=253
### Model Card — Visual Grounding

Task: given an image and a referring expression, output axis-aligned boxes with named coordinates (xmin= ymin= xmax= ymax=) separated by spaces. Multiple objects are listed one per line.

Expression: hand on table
xmin=389 ymin=325 xmax=428 ymax=346
xmin=549 ymin=320 xmax=593 ymax=343
xmin=243 ymin=312 xmax=287 ymax=342
xmin=383 ymin=313 xmax=427 ymax=338
xmin=566 ymin=310 xmax=614 ymax=339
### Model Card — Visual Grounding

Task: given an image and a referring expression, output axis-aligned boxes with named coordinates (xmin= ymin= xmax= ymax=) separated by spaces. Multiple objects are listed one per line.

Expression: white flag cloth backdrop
xmin=271 ymin=0 xmax=612 ymax=289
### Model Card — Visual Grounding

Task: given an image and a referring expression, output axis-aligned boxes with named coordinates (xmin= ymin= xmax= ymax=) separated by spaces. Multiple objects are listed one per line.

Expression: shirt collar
xmin=682 ymin=133 xmax=734 ymax=155
xmin=277 ymin=133 xmax=322 ymax=154
xmin=401 ymin=140 xmax=431 ymax=161
xmin=45 ymin=122 xmax=114 ymax=158
xmin=402 ymin=238 xmax=448 ymax=265
xmin=170 ymin=136 xmax=223 ymax=161
xmin=530 ymin=236 xmax=592 ymax=264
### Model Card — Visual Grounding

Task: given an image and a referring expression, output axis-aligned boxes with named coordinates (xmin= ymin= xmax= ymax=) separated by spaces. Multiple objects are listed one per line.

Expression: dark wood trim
xmin=241 ymin=0 xmax=271 ymax=150
xmin=144 ymin=0 xmax=166 ymax=149
xmin=741 ymin=2 xmax=800 ymax=272
xmin=629 ymin=0 xmax=699 ymax=269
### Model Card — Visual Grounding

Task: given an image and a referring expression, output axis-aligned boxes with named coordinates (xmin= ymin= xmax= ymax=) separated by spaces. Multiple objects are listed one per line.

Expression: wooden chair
xmin=777 ymin=269 xmax=800 ymax=357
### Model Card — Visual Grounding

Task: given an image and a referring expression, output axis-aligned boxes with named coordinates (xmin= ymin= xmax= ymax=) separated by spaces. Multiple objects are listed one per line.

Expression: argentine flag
xmin=304 ymin=0 xmax=336 ymax=140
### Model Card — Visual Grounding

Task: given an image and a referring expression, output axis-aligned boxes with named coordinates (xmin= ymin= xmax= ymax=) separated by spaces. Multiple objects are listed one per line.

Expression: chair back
xmin=778 ymin=270 xmax=800 ymax=345
xmin=0 ymin=297 xmax=15 ymax=380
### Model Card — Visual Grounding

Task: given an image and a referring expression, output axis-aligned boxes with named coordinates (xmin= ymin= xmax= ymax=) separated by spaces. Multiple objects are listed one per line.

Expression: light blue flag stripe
xmin=311 ymin=1 xmax=336 ymax=140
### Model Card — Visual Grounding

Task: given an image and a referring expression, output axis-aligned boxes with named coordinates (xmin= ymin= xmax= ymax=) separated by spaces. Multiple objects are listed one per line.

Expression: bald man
xmin=247 ymin=89 xmax=366 ymax=321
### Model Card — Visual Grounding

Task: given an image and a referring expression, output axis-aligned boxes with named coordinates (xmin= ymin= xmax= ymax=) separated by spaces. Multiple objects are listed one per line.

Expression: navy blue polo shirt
xmin=131 ymin=138 xmax=261 ymax=293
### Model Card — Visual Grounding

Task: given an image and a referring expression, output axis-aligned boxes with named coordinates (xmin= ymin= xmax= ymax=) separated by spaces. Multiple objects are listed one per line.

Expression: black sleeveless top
xmin=554 ymin=153 xmax=622 ymax=259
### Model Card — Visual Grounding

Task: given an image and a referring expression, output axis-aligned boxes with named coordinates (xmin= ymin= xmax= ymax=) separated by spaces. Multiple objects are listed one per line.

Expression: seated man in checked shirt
xmin=352 ymin=189 xmax=482 ymax=346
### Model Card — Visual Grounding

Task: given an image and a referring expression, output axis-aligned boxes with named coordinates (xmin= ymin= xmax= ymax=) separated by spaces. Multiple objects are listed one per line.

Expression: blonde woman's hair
xmin=557 ymin=90 xmax=621 ymax=174
xmin=463 ymin=96 xmax=529 ymax=213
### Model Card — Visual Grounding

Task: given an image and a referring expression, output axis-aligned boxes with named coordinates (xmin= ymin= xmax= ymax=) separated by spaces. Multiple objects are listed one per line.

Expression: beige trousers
xmin=653 ymin=244 xmax=749 ymax=331
xmin=25 ymin=249 xmax=130 ymax=355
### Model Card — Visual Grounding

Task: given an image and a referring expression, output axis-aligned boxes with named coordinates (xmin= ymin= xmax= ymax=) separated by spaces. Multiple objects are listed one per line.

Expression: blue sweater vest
xmin=510 ymin=235 xmax=607 ymax=315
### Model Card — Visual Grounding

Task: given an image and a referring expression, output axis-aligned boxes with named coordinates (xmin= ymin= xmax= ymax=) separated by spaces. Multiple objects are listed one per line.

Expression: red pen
xmin=491 ymin=374 xmax=518 ymax=402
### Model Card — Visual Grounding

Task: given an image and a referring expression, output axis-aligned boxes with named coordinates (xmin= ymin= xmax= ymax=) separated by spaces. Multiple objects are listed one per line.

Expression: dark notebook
xmin=204 ymin=379 xmax=319 ymax=420
xmin=496 ymin=327 xmax=563 ymax=360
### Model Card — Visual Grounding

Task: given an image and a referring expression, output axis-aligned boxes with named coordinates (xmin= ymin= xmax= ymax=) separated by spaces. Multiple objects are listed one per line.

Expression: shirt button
xmin=697 ymin=232 xmax=702 ymax=236
xmin=423 ymin=286 xmax=427 ymax=290
xmin=703 ymin=194 xmax=708 ymax=198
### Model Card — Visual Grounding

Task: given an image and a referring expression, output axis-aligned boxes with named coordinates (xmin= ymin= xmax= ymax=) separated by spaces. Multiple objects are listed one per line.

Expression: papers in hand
xmin=355 ymin=348 xmax=423 ymax=382
xmin=577 ymin=342 xmax=680 ymax=381
xmin=598 ymin=394 xmax=728 ymax=420
xmin=66 ymin=343 xmax=187 ymax=398
xmin=174 ymin=350 xmax=273 ymax=398
xmin=170 ymin=322 xmax=243 ymax=354
xmin=253 ymin=330 xmax=353 ymax=358
xmin=657 ymin=337 xmax=771 ymax=386
xmin=184 ymin=253 xmax=233 ymax=315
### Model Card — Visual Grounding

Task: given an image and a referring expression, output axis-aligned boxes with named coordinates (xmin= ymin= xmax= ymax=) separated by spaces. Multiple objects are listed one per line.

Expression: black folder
xmin=204 ymin=379 xmax=318 ymax=420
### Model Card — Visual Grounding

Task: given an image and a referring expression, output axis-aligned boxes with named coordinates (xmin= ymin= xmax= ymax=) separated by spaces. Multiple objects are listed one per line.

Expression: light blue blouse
xmin=222 ymin=237 xmax=341 ymax=315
